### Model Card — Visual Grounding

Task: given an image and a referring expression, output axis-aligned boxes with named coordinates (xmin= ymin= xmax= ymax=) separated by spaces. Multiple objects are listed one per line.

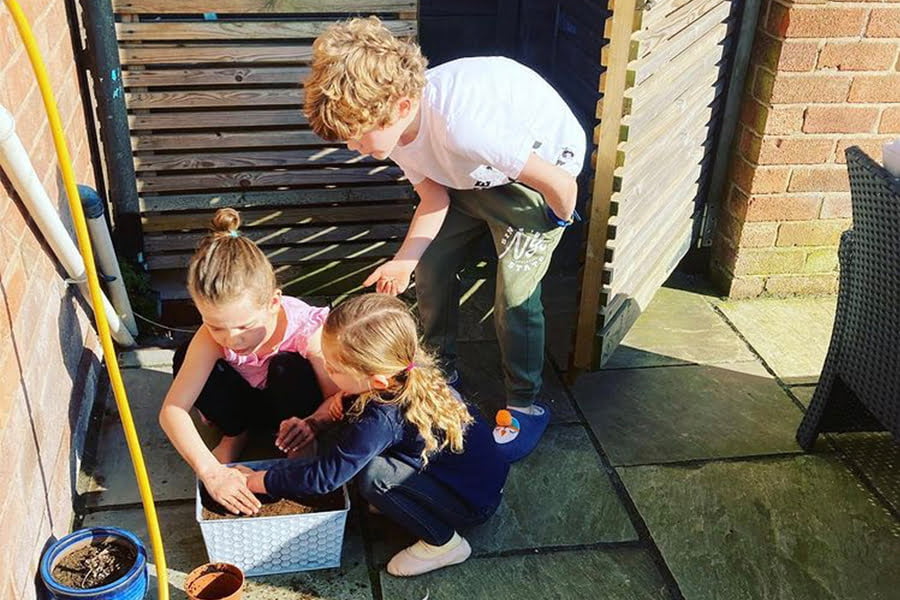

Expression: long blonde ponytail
xmin=323 ymin=294 xmax=472 ymax=464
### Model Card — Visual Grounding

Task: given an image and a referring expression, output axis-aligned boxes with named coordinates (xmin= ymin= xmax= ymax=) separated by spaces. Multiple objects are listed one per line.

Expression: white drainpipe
xmin=0 ymin=105 xmax=135 ymax=347
xmin=79 ymin=185 xmax=138 ymax=336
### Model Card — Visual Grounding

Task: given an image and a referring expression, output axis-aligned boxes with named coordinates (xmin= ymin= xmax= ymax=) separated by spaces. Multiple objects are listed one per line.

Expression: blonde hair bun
xmin=211 ymin=207 xmax=241 ymax=234
xmin=187 ymin=207 xmax=277 ymax=306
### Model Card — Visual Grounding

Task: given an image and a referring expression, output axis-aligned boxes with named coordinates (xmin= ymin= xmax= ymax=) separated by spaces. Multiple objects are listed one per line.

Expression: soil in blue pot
xmin=51 ymin=540 xmax=136 ymax=589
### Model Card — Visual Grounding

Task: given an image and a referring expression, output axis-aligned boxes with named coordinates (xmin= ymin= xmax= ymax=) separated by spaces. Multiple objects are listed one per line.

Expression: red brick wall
xmin=0 ymin=2 xmax=103 ymax=598
xmin=711 ymin=0 xmax=900 ymax=297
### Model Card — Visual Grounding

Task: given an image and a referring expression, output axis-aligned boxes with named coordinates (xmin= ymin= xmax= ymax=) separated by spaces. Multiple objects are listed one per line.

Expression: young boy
xmin=304 ymin=17 xmax=586 ymax=463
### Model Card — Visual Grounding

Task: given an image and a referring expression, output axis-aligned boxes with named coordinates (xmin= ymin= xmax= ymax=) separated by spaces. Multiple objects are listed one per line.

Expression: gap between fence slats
xmin=113 ymin=0 xmax=415 ymax=14
xmin=141 ymin=203 xmax=416 ymax=232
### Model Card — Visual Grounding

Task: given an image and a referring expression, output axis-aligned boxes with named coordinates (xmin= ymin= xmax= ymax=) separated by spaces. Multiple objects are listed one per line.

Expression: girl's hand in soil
xmin=276 ymin=417 xmax=315 ymax=454
xmin=234 ymin=466 xmax=269 ymax=494
xmin=201 ymin=465 xmax=261 ymax=515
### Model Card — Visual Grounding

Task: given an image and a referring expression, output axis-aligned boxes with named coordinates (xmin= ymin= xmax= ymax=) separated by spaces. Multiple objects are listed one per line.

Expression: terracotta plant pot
xmin=184 ymin=563 xmax=244 ymax=600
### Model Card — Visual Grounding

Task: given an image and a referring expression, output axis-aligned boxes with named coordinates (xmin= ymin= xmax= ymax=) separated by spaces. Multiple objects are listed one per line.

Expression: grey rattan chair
xmin=797 ymin=146 xmax=900 ymax=450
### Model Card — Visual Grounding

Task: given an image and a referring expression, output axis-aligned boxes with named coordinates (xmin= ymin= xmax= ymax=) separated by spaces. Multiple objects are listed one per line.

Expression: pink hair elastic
xmin=404 ymin=362 xmax=417 ymax=372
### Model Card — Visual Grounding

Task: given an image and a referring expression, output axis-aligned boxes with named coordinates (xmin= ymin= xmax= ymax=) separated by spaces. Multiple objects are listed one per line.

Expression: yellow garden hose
xmin=3 ymin=2 xmax=169 ymax=598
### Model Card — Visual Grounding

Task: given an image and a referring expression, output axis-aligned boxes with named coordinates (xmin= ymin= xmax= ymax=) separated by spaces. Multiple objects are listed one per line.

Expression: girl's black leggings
xmin=172 ymin=344 xmax=324 ymax=437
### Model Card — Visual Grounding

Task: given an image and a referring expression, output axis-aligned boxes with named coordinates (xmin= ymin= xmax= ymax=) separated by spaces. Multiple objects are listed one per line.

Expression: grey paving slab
xmin=456 ymin=341 xmax=580 ymax=424
xmin=117 ymin=347 xmax=175 ymax=369
xmin=380 ymin=547 xmax=675 ymax=600
xmin=618 ymin=455 xmax=900 ymax=600
xmin=717 ymin=296 xmax=837 ymax=384
xmin=369 ymin=425 xmax=636 ymax=564
xmin=831 ymin=432 xmax=900 ymax=516
xmin=603 ymin=287 xmax=755 ymax=369
xmin=84 ymin=503 xmax=372 ymax=600
xmin=82 ymin=366 xmax=203 ymax=506
xmin=573 ymin=361 xmax=804 ymax=466
xmin=790 ymin=385 xmax=816 ymax=407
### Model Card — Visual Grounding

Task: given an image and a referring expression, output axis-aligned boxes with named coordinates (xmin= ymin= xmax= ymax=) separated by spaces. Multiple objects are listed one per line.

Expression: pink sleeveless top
xmin=222 ymin=296 xmax=329 ymax=389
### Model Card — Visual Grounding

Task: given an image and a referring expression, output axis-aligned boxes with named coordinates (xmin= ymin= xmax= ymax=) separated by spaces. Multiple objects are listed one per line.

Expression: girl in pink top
xmin=160 ymin=208 xmax=341 ymax=516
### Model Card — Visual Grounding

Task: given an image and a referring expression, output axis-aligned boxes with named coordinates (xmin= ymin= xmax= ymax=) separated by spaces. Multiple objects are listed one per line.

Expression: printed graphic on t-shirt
xmin=498 ymin=226 xmax=552 ymax=272
xmin=555 ymin=146 xmax=577 ymax=168
xmin=469 ymin=164 xmax=509 ymax=189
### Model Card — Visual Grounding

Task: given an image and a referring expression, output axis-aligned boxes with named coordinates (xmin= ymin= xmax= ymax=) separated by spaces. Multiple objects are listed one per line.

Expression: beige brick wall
xmin=0 ymin=2 xmax=103 ymax=598
xmin=711 ymin=0 xmax=900 ymax=297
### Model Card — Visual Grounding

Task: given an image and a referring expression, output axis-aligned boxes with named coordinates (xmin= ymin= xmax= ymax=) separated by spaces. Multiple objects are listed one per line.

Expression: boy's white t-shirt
xmin=389 ymin=57 xmax=586 ymax=190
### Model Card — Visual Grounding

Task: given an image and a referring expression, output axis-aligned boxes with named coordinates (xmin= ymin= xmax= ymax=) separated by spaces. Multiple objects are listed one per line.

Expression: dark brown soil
xmin=199 ymin=484 xmax=344 ymax=520
xmin=51 ymin=540 xmax=136 ymax=589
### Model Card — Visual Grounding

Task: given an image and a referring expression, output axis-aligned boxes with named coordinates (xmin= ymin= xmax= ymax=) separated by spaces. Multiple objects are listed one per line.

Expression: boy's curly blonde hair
xmin=304 ymin=16 xmax=428 ymax=142
xmin=323 ymin=294 xmax=472 ymax=465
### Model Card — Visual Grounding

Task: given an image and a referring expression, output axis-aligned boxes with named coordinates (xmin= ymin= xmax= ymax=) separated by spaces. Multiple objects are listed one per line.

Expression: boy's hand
xmin=201 ymin=464 xmax=261 ymax=515
xmin=276 ymin=417 xmax=315 ymax=454
xmin=363 ymin=259 xmax=415 ymax=296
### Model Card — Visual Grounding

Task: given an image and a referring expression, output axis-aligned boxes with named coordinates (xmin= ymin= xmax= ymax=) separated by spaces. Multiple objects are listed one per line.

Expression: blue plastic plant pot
xmin=40 ymin=527 xmax=149 ymax=600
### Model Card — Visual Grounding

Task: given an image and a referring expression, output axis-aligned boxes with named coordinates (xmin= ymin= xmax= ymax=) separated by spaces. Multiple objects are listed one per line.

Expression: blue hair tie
xmin=228 ymin=230 xmax=240 ymax=238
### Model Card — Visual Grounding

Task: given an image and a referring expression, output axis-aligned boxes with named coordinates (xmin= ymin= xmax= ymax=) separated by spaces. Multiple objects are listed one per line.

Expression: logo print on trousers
xmin=498 ymin=227 xmax=550 ymax=272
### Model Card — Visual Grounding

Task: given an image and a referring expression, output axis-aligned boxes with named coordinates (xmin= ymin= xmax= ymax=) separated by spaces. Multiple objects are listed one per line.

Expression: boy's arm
xmin=363 ymin=177 xmax=450 ymax=296
xmin=516 ymin=152 xmax=579 ymax=223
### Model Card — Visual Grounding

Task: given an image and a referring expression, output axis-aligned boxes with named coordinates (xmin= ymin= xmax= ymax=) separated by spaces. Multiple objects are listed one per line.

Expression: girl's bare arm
xmin=159 ymin=328 xmax=261 ymax=515
xmin=159 ymin=327 xmax=222 ymax=476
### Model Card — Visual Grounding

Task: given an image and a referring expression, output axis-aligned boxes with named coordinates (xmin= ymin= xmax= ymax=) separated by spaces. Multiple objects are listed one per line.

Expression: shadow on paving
xmin=76 ymin=275 xmax=900 ymax=600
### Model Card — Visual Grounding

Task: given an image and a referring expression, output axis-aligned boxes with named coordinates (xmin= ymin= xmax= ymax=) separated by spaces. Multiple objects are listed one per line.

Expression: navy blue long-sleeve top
xmin=263 ymin=400 xmax=509 ymax=513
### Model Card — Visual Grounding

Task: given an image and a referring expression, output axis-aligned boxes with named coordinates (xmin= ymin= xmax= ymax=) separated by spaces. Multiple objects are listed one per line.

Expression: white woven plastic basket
xmin=195 ymin=459 xmax=349 ymax=576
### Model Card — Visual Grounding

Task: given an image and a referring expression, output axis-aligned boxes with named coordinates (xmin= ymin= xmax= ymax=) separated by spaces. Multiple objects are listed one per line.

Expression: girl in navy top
xmin=241 ymin=293 xmax=509 ymax=577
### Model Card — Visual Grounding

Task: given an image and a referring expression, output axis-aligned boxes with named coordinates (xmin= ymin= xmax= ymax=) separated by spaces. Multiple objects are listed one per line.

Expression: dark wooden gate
xmin=106 ymin=1 xmax=418 ymax=317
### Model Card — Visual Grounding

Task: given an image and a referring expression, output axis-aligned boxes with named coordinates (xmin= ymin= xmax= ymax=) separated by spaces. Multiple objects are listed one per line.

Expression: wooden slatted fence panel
xmin=113 ymin=1 xmax=419 ymax=303
xmin=575 ymin=0 xmax=741 ymax=369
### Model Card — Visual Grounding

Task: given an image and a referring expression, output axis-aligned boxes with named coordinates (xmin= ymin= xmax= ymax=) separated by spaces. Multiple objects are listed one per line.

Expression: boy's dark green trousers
xmin=414 ymin=182 xmax=565 ymax=408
